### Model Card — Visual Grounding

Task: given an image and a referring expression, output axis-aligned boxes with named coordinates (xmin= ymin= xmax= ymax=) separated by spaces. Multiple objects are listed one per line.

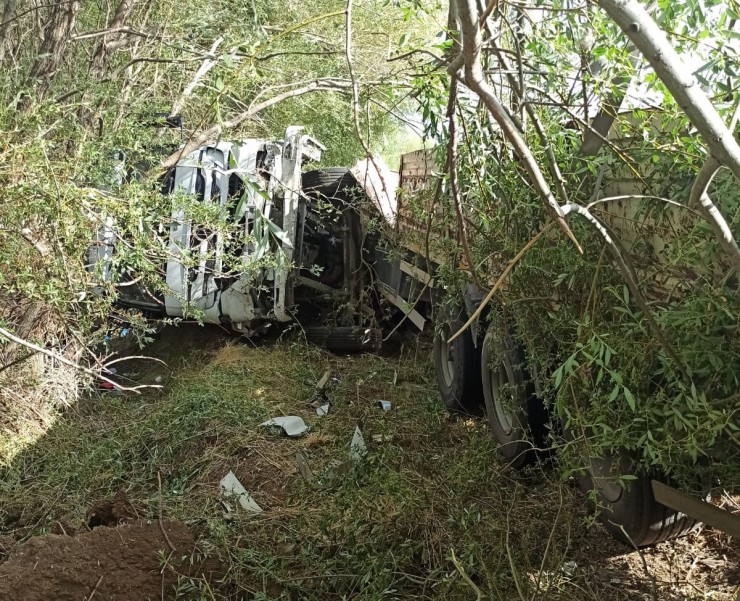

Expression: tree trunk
xmin=0 ymin=0 xmax=19 ymax=64
xmin=29 ymin=0 xmax=81 ymax=93
xmin=89 ymin=0 xmax=136 ymax=79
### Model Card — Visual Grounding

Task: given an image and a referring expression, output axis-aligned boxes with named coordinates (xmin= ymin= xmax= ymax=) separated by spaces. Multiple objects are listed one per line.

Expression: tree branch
xmin=0 ymin=326 xmax=159 ymax=393
xmin=452 ymin=0 xmax=582 ymax=253
xmin=599 ymin=0 xmax=740 ymax=181
xmin=170 ymin=36 xmax=224 ymax=116
xmin=160 ymin=79 xmax=351 ymax=169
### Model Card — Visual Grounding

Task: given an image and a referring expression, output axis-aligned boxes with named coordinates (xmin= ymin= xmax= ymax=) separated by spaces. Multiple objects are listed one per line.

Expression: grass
xmin=0 ymin=328 xmax=735 ymax=600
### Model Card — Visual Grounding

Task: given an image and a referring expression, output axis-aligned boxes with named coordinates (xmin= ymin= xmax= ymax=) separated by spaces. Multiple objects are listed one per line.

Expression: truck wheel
xmin=577 ymin=454 xmax=698 ymax=546
xmin=433 ymin=304 xmax=483 ymax=415
xmin=304 ymin=326 xmax=381 ymax=354
xmin=481 ymin=327 xmax=546 ymax=468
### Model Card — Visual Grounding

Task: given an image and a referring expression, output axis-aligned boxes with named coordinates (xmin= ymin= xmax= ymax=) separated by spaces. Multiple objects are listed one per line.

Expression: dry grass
xmin=0 ymin=325 xmax=737 ymax=600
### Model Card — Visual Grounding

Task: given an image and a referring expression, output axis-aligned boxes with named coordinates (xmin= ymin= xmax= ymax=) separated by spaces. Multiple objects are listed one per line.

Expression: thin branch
xmin=447 ymin=81 xmax=483 ymax=288
xmin=450 ymin=549 xmax=483 ymax=601
xmin=170 ymin=36 xmax=224 ymax=116
xmin=160 ymin=79 xmax=351 ymax=170
xmin=71 ymin=25 xmax=150 ymax=41
xmin=344 ymin=0 xmax=390 ymax=199
xmin=449 ymin=224 xmax=554 ymax=343
xmin=689 ymin=158 xmax=740 ymax=275
xmin=452 ymin=0 xmax=582 ymax=253
xmin=0 ymin=326 xmax=161 ymax=393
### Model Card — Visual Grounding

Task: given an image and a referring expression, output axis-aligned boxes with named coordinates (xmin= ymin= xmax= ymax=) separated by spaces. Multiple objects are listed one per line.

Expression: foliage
xmin=405 ymin=0 xmax=740 ymax=487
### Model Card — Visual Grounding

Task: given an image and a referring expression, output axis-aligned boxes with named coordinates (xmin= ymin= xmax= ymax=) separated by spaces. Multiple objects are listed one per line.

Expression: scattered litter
xmin=219 ymin=471 xmax=262 ymax=513
xmin=296 ymin=452 xmax=315 ymax=484
xmin=155 ymin=375 xmax=163 ymax=384
xmin=561 ymin=561 xmax=577 ymax=578
xmin=375 ymin=400 xmax=392 ymax=411
xmin=316 ymin=369 xmax=331 ymax=390
xmin=371 ymin=434 xmax=394 ymax=443
xmin=392 ymin=370 xmax=398 ymax=386
xmin=260 ymin=416 xmax=308 ymax=437
xmin=349 ymin=426 xmax=367 ymax=461
xmin=316 ymin=403 xmax=330 ymax=416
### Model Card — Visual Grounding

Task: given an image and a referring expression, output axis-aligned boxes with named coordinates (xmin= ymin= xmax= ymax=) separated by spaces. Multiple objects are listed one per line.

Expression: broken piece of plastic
xmin=316 ymin=370 xmax=331 ymax=389
xmin=260 ymin=416 xmax=308 ymax=437
xmin=219 ymin=471 xmax=263 ymax=513
xmin=316 ymin=404 xmax=330 ymax=416
xmin=349 ymin=426 xmax=367 ymax=461
xmin=375 ymin=400 xmax=392 ymax=411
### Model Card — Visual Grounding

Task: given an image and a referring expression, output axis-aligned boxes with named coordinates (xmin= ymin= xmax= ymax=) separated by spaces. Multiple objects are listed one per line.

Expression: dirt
xmin=0 ymin=519 xmax=216 ymax=601
xmin=86 ymin=489 xmax=139 ymax=528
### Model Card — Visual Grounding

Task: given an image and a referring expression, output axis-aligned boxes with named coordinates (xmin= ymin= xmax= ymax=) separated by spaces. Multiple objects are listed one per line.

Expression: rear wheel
xmin=577 ymin=453 xmax=698 ymax=546
xmin=481 ymin=325 xmax=546 ymax=468
xmin=433 ymin=303 xmax=483 ymax=415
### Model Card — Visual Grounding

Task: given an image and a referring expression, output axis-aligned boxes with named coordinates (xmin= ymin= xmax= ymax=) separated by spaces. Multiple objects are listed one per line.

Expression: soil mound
xmin=0 ymin=519 xmax=213 ymax=600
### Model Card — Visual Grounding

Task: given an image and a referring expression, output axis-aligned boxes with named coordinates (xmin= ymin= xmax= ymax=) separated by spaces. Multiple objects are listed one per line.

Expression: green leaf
xmin=623 ymin=388 xmax=636 ymax=412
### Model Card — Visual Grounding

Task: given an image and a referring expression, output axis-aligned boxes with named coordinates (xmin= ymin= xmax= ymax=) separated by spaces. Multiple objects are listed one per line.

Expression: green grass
xmin=0 ymin=334 xmax=730 ymax=600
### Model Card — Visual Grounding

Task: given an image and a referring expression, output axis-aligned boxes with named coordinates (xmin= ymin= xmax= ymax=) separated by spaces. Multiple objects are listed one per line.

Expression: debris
xmin=219 ymin=471 xmax=263 ymax=513
xmin=155 ymin=375 xmax=163 ymax=384
xmin=392 ymin=370 xmax=398 ymax=386
xmin=371 ymin=434 xmax=394 ymax=443
xmin=260 ymin=416 xmax=308 ymax=437
xmin=375 ymin=400 xmax=392 ymax=411
xmin=296 ymin=452 xmax=315 ymax=484
xmin=561 ymin=560 xmax=577 ymax=578
xmin=316 ymin=403 xmax=330 ymax=416
xmin=316 ymin=369 xmax=331 ymax=390
xmin=349 ymin=426 xmax=367 ymax=461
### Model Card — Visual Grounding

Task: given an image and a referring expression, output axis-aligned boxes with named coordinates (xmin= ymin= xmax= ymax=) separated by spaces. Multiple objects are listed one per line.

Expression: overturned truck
xmin=88 ymin=125 xmax=739 ymax=547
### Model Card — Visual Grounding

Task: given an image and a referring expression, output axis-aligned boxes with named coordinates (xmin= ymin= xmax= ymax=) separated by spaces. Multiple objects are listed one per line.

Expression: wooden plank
xmin=400 ymin=260 xmax=434 ymax=286
xmin=378 ymin=285 xmax=426 ymax=331
xmin=651 ymin=480 xmax=740 ymax=538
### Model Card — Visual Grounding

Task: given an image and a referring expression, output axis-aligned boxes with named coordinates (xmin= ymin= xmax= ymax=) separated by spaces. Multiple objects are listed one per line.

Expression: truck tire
xmin=577 ymin=454 xmax=698 ymax=546
xmin=481 ymin=327 xmax=547 ymax=468
xmin=433 ymin=303 xmax=483 ymax=415
xmin=304 ymin=326 xmax=381 ymax=354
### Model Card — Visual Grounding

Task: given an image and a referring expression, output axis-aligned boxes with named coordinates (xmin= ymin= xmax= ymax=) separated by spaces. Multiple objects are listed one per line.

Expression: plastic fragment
xmin=349 ymin=426 xmax=367 ymax=461
xmin=219 ymin=471 xmax=263 ymax=513
xmin=260 ymin=416 xmax=308 ymax=437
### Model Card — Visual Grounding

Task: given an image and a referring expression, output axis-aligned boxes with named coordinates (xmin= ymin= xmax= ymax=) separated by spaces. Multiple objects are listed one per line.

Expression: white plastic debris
xmin=349 ymin=426 xmax=367 ymax=461
xmin=316 ymin=404 xmax=330 ymax=416
xmin=260 ymin=416 xmax=308 ymax=437
xmin=375 ymin=400 xmax=392 ymax=411
xmin=561 ymin=561 xmax=577 ymax=578
xmin=219 ymin=471 xmax=263 ymax=513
